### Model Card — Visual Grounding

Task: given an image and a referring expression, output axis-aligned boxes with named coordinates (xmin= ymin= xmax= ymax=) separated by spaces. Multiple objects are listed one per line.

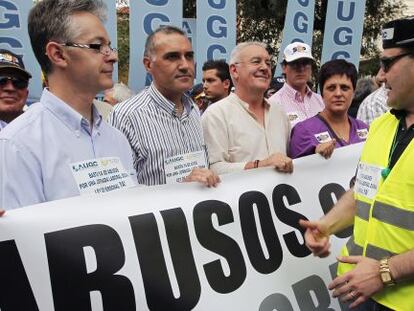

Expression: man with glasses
xmin=0 ymin=49 xmax=31 ymax=130
xmin=202 ymin=42 xmax=292 ymax=175
xmin=268 ymin=42 xmax=324 ymax=126
xmin=0 ymin=0 xmax=136 ymax=210
xmin=300 ymin=17 xmax=414 ymax=310
xmin=110 ymin=26 xmax=220 ymax=187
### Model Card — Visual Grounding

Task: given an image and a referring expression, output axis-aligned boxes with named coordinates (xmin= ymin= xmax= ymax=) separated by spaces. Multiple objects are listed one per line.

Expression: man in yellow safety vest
xmin=300 ymin=16 xmax=414 ymax=310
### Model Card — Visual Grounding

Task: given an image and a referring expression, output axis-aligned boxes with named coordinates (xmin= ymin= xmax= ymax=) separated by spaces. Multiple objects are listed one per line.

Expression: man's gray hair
xmin=112 ymin=83 xmax=135 ymax=103
xmin=28 ymin=0 xmax=107 ymax=74
xmin=229 ymin=41 xmax=268 ymax=65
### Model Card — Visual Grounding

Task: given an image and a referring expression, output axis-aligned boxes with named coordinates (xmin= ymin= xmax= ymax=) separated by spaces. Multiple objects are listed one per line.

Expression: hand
xmin=183 ymin=168 xmax=221 ymax=187
xmin=329 ymin=256 xmax=383 ymax=309
xmin=0 ymin=209 xmax=4 ymax=217
xmin=315 ymin=139 xmax=336 ymax=159
xmin=262 ymin=153 xmax=293 ymax=173
xmin=299 ymin=219 xmax=331 ymax=257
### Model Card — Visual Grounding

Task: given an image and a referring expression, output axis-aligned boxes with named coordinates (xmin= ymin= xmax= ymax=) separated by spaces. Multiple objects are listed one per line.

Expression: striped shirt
xmin=109 ymin=83 xmax=205 ymax=186
xmin=268 ymin=83 xmax=324 ymax=126
xmin=357 ymin=85 xmax=389 ymax=125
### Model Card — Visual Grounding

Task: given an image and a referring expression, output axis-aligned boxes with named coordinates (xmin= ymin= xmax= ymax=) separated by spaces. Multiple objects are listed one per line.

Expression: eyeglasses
xmin=0 ymin=76 xmax=28 ymax=89
xmin=235 ymin=58 xmax=274 ymax=69
xmin=287 ymin=59 xmax=313 ymax=70
xmin=380 ymin=52 xmax=412 ymax=73
xmin=60 ymin=43 xmax=118 ymax=56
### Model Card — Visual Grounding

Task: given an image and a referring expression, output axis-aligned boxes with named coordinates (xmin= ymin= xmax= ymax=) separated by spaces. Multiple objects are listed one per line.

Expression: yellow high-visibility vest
xmin=338 ymin=112 xmax=414 ymax=310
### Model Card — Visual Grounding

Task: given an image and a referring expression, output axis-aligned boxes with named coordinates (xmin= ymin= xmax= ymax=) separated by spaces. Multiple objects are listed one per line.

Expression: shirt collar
xmin=231 ymin=93 xmax=270 ymax=111
xmin=41 ymin=88 xmax=102 ymax=133
xmin=148 ymin=82 xmax=194 ymax=116
xmin=282 ymin=83 xmax=313 ymax=100
xmin=390 ymin=108 xmax=406 ymax=119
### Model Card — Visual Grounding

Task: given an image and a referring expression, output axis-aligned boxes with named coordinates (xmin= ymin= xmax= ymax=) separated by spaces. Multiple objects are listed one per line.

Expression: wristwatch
xmin=379 ymin=257 xmax=395 ymax=286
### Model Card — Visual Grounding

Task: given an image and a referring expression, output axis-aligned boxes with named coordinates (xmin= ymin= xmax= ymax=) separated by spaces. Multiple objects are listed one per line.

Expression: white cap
xmin=283 ymin=42 xmax=314 ymax=63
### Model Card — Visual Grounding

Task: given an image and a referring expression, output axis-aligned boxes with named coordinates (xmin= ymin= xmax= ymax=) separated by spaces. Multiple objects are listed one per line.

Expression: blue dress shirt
xmin=0 ymin=89 xmax=135 ymax=210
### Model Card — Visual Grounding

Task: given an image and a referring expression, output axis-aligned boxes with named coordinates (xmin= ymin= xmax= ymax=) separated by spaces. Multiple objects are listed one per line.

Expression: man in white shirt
xmin=202 ymin=42 xmax=292 ymax=175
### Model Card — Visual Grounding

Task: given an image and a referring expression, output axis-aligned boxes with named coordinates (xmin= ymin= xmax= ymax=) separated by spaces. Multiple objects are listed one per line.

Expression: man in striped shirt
xmin=357 ymin=68 xmax=389 ymax=125
xmin=268 ymin=42 xmax=324 ymax=127
xmin=110 ymin=26 xmax=220 ymax=187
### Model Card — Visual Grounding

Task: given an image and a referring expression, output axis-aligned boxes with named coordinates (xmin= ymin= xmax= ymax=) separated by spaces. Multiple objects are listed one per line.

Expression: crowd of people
xmin=1 ymin=0 xmax=414 ymax=309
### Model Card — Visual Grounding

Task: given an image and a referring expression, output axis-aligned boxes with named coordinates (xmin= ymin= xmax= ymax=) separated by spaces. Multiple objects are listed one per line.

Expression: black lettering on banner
xmin=318 ymin=183 xmax=353 ymax=238
xmin=193 ymin=200 xmax=247 ymax=293
xmin=129 ymin=210 xmax=201 ymax=311
xmin=239 ymin=191 xmax=283 ymax=274
xmin=272 ymin=184 xmax=311 ymax=258
xmin=292 ymin=275 xmax=335 ymax=311
xmin=0 ymin=240 xmax=39 ymax=310
xmin=259 ymin=293 xmax=294 ymax=311
xmin=45 ymin=225 xmax=135 ymax=311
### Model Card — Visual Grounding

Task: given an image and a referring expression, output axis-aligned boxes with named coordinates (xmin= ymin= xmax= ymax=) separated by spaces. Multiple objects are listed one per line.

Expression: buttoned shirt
xmin=268 ymin=83 xmax=324 ymax=126
xmin=201 ymin=93 xmax=290 ymax=175
xmin=0 ymin=89 xmax=135 ymax=210
xmin=109 ymin=83 xmax=205 ymax=186
xmin=356 ymin=85 xmax=389 ymax=125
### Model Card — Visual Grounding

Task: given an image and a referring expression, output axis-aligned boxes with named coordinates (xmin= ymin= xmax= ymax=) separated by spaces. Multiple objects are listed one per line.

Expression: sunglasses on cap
xmin=0 ymin=76 xmax=29 ymax=89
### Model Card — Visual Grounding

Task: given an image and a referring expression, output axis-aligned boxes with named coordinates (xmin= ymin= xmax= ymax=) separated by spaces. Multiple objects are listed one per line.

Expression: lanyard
xmin=381 ymin=126 xmax=400 ymax=179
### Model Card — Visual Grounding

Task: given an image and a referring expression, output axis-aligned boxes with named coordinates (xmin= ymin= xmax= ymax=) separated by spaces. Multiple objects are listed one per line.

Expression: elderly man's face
xmin=232 ymin=45 xmax=272 ymax=93
xmin=0 ymin=71 xmax=28 ymax=118
xmin=144 ymin=32 xmax=195 ymax=99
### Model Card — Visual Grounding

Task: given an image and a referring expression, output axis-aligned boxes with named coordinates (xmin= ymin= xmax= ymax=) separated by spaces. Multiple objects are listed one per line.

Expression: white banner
xmin=0 ymin=143 xmax=364 ymax=310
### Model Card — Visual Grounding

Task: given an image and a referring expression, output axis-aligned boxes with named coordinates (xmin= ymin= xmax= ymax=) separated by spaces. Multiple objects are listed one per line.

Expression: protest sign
xmin=0 ymin=143 xmax=363 ymax=310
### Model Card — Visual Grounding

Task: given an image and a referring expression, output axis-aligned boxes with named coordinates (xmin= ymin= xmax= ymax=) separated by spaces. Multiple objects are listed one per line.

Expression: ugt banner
xmin=274 ymin=0 xmax=316 ymax=76
xmin=320 ymin=0 xmax=367 ymax=68
xmin=0 ymin=144 xmax=363 ymax=310
xmin=0 ymin=1 xmax=42 ymax=99
xmin=129 ymin=0 xmax=183 ymax=91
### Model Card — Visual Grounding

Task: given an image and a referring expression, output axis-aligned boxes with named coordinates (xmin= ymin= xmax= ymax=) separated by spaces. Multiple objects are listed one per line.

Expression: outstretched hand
xmin=299 ymin=219 xmax=331 ymax=257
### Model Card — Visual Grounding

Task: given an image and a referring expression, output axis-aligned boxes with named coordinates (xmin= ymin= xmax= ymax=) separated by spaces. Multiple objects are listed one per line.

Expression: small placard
xmin=164 ymin=150 xmax=208 ymax=184
xmin=355 ymin=162 xmax=383 ymax=199
xmin=70 ymin=157 xmax=135 ymax=195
